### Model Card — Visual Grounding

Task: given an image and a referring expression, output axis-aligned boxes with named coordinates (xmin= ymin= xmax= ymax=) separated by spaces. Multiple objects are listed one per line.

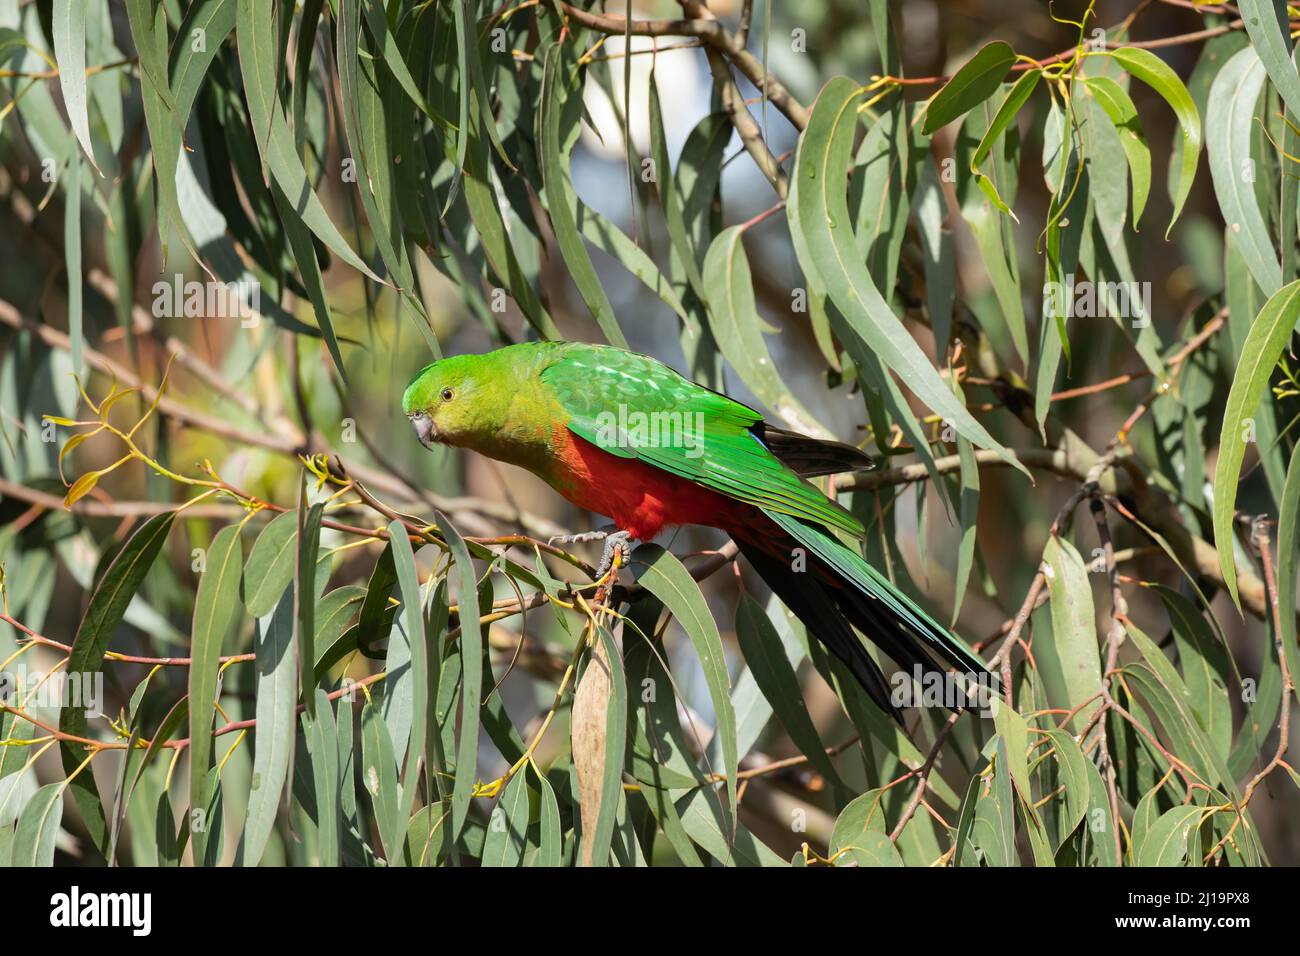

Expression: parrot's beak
xmin=409 ymin=411 xmax=438 ymax=449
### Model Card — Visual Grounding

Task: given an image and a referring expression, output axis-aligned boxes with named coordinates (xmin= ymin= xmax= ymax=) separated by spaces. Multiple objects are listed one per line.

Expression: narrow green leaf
xmin=297 ymin=496 xmax=324 ymax=712
xmin=1206 ymin=46 xmax=1280 ymax=295
xmin=239 ymin=586 xmax=296 ymax=866
xmin=170 ymin=0 xmax=236 ymax=124
xmin=59 ymin=510 xmax=175 ymax=857
xmin=270 ymin=184 xmax=350 ymax=383
xmin=956 ymin=100 xmax=1028 ymax=363
xmin=629 ymin=544 xmax=738 ymax=831
xmin=1042 ymin=729 xmax=1091 ymax=840
xmin=1108 ymin=47 xmax=1201 ymax=237
xmin=62 ymin=152 xmax=83 ymax=374
xmin=454 ymin=0 xmax=511 ymax=168
xmin=1213 ymin=279 xmax=1300 ymax=607
xmin=1039 ymin=537 xmax=1103 ymax=734
xmin=12 ymin=782 xmax=63 ymax=866
xmin=302 ymin=688 xmax=340 ymax=865
xmin=335 ymin=0 xmax=419 ymax=312
xmin=436 ymin=512 xmax=482 ymax=842
xmin=968 ymin=68 xmax=1041 ymax=215
xmin=188 ymin=522 xmax=243 ymax=863
xmin=733 ymin=595 xmax=842 ymax=787
xmin=650 ymin=66 xmax=704 ymax=299
xmin=535 ymin=766 xmax=562 ymax=867
xmin=951 ymin=383 xmax=979 ymax=624
xmin=360 ymin=699 xmax=402 ymax=861
xmin=791 ymin=78 xmax=1027 ymax=476
xmin=389 ymin=518 xmax=428 ymax=842
xmin=967 ymin=740 xmax=1015 ymax=866
xmin=1084 ymin=75 xmax=1151 ymax=226
xmin=353 ymin=542 xmax=399 ymax=660
xmin=461 ymin=122 xmax=558 ymax=338
xmin=235 ymin=0 xmax=380 ymax=281
xmin=539 ymin=42 xmax=627 ymax=347
xmin=702 ymin=225 xmax=830 ymax=436
xmin=1152 ymin=586 xmax=1234 ymax=761
xmin=1121 ymin=645 xmax=1235 ymax=797
xmin=242 ymin=509 xmax=298 ymax=618
xmin=1240 ymin=0 xmax=1300 ymax=119
xmin=992 ymin=701 xmax=1032 ymax=804
xmin=360 ymin=0 xmax=453 ymax=131
xmin=674 ymin=787 xmax=786 ymax=866
xmin=923 ymin=40 xmax=1015 ymax=134
xmin=52 ymin=0 xmax=99 ymax=174
xmin=1135 ymin=804 xmax=1206 ymax=866
xmin=480 ymin=767 xmax=532 ymax=866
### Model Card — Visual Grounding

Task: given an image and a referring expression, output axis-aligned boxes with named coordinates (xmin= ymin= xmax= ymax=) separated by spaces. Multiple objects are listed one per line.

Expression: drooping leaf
xmin=702 ymin=225 xmax=830 ymax=437
xmin=242 ymin=509 xmax=298 ymax=618
xmin=436 ymin=512 xmax=482 ymax=843
xmin=1206 ymin=46 xmax=1280 ymax=295
xmin=629 ymin=544 xmax=738 ymax=833
xmin=923 ymin=41 xmax=1016 ymax=134
xmin=733 ymin=595 xmax=843 ymax=788
xmin=538 ymin=42 xmax=627 ymax=348
xmin=1084 ymin=75 xmax=1151 ymax=226
xmin=791 ymin=78 xmax=1027 ymax=476
xmin=59 ymin=510 xmax=175 ymax=858
xmin=1038 ymin=536 xmax=1103 ymax=735
xmin=1212 ymin=279 xmax=1300 ymax=607
xmin=188 ymin=522 xmax=244 ymax=864
xmin=12 ymin=782 xmax=64 ymax=867
xmin=1134 ymin=804 xmax=1206 ymax=866
xmin=389 ymin=518 xmax=428 ymax=846
xmin=480 ymin=765 xmax=533 ymax=867
xmin=1239 ymin=0 xmax=1300 ymax=119
xmin=1108 ymin=47 xmax=1201 ymax=237
xmin=968 ymin=68 xmax=1040 ymax=215
xmin=239 ymin=586 xmax=296 ymax=866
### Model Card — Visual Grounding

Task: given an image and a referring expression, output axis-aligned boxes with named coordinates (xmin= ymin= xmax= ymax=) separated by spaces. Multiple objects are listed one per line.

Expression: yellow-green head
xmin=401 ymin=343 xmax=565 ymax=463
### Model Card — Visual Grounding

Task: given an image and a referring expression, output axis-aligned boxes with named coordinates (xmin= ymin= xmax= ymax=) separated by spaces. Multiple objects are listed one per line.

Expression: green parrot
xmin=403 ymin=340 xmax=993 ymax=716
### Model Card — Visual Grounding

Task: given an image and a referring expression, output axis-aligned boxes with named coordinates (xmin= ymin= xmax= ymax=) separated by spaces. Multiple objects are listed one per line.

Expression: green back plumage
xmin=540 ymin=343 xmax=988 ymax=682
xmin=540 ymin=343 xmax=863 ymax=536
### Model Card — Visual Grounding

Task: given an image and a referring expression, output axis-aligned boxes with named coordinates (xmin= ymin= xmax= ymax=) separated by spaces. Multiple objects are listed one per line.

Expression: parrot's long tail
xmin=728 ymin=509 xmax=996 ymax=718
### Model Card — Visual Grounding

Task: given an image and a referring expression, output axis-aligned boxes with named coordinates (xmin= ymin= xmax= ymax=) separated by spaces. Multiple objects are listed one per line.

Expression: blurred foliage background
xmin=0 ymin=0 xmax=1297 ymax=866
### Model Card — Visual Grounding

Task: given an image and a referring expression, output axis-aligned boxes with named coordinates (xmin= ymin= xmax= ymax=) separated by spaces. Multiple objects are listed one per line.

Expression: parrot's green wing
xmin=542 ymin=343 xmax=994 ymax=689
xmin=540 ymin=343 xmax=863 ymax=536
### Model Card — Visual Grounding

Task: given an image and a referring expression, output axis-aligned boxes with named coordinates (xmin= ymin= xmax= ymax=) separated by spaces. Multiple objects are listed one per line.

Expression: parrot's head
xmin=403 ymin=351 xmax=535 ymax=455
xmin=400 ymin=356 xmax=488 ymax=452
xmin=403 ymin=344 xmax=559 ymax=470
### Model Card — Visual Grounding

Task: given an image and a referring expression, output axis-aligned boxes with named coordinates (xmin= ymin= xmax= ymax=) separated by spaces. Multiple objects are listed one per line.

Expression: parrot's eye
xmin=440 ymin=387 xmax=455 ymax=402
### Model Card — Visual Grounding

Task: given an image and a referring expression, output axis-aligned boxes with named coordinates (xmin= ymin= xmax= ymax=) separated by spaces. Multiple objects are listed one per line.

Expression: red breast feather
xmin=545 ymin=425 xmax=746 ymax=540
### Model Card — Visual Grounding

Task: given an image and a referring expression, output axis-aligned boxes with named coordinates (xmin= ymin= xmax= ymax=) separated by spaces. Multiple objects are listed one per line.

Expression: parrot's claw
xmin=595 ymin=530 xmax=633 ymax=581
xmin=547 ymin=525 xmax=616 ymax=548
xmin=545 ymin=526 xmax=633 ymax=581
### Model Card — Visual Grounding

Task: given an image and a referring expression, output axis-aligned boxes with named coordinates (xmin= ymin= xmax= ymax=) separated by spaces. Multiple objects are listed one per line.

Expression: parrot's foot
xmin=595 ymin=530 xmax=633 ymax=581
xmin=547 ymin=524 xmax=617 ymax=548
xmin=547 ymin=526 xmax=633 ymax=581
